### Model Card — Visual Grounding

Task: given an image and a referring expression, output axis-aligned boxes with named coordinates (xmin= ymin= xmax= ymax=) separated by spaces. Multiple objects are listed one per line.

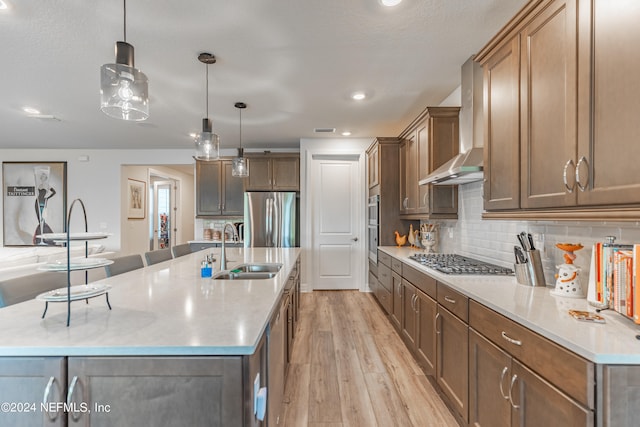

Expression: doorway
xmin=149 ymin=179 xmax=176 ymax=250
xmin=309 ymin=153 xmax=364 ymax=290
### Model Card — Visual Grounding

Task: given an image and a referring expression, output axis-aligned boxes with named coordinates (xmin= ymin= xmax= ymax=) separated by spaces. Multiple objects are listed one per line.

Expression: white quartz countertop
xmin=378 ymin=246 xmax=640 ymax=364
xmin=0 ymin=247 xmax=300 ymax=357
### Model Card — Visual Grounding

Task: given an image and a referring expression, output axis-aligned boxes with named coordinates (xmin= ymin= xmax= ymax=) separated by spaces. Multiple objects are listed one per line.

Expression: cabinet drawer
xmin=391 ymin=257 xmax=403 ymax=274
xmin=437 ymin=283 xmax=468 ymax=323
xmin=369 ymin=259 xmax=378 ymax=278
xmin=469 ymin=300 xmax=594 ymax=408
xmin=402 ymin=264 xmax=436 ymax=298
xmin=378 ymin=251 xmax=391 ymax=268
xmin=375 ymin=283 xmax=392 ymax=315
xmin=377 ymin=263 xmax=392 ymax=292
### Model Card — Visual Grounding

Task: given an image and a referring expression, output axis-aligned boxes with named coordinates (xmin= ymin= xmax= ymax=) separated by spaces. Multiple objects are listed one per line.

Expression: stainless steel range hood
xmin=419 ymin=147 xmax=483 ymax=185
xmin=420 ymin=56 xmax=484 ymax=186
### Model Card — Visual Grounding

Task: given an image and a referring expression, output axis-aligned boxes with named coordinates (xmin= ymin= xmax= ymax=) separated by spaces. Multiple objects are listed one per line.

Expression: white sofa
xmin=0 ymin=245 xmax=112 ymax=283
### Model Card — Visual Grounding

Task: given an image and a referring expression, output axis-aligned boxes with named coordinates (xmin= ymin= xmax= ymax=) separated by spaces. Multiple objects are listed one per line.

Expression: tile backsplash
xmin=429 ymin=181 xmax=640 ymax=286
xmin=194 ymin=218 xmax=243 ymax=240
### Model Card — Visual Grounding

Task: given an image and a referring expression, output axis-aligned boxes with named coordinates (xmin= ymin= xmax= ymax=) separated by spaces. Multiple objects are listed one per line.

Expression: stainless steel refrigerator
xmin=244 ymin=192 xmax=298 ymax=247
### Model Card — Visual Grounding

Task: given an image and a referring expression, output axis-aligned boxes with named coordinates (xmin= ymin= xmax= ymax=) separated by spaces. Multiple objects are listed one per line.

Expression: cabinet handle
xmin=435 ymin=312 xmax=441 ymax=334
xmin=66 ymin=375 xmax=82 ymax=421
xmin=42 ymin=376 xmax=60 ymax=422
xmin=444 ymin=296 xmax=456 ymax=304
xmin=575 ymin=156 xmax=589 ymax=192
xmin=501 ymin=331 xmax=522 ymax=346
xmin=508 ymin=374 xmax=520 ymax=409
xmin=498 ymin=367 xmax=509 ymax=400
xmin=562 ymin=159 xmax=575 ymax=193
xmin=397 ymin=284 xmax=402 ymax=297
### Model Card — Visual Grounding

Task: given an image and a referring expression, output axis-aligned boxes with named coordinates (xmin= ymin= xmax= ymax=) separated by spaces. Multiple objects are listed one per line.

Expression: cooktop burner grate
xmin=409 ymin=253 xmax=514 ymax=275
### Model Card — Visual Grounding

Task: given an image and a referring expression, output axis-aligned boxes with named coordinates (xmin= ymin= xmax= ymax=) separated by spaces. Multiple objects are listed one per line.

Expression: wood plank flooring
xmin=282 ymin=291 xmax=458 ymax=427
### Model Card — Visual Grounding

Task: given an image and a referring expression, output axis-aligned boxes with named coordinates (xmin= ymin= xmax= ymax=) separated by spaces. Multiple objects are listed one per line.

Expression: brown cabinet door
xmin=511 ymin=360 xmax=593 ymax=427
xmin=401 ymin=280 xmax=417 ymax=350
xmin=272 ymin=157 xmax=300 ymax=191
xmin=246 ymin=158 xmax=272 ymax=191
xmin=520 ymin=0 xmax=578 ymax=208
xmin=400 ymin=134 xmax=418 ymax=215
xmin=416 ymin=120 xmax=430 ymax=214
xmin=415 ymin=289 xmax=437 ymax=376
xmin=469 ymin=329 xmax=512 ymax=427
xmin=0 ymin=357 xmax=66 ymax=427
xmin=368 ymin=143 xmax=380 ymax=189
xmin=221 ymin=160 xmax=244 ymax=216
xmin=483 ymin=36 xmax=521 ymax=210
xmin=196 ymin=160 xmax=222 ymax=216
xmin=576 ymin=0 xmax=640 ymax=206
xmin=436 ymin=306 xmax=469 ymax=423
xmin=390 ymin=271 xmax=402 ymax=332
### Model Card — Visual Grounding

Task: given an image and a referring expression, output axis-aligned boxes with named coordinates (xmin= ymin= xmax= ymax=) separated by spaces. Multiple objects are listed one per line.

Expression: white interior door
xmin=311 ymin=155 xmax=363 ymax=290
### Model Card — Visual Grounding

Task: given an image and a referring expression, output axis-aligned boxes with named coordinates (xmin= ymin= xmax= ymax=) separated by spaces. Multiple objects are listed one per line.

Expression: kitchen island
xmin=0 ymin=247 xmax=300 ymax=427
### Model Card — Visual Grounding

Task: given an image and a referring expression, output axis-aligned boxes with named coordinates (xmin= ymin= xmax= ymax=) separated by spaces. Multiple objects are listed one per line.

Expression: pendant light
xmin=100 ymin=0 xmax=149 ymax=121
xmin=194 ymin=53 xmax=220 ymax=161
xmin=232 ymin=102 xmax=248 ymax=177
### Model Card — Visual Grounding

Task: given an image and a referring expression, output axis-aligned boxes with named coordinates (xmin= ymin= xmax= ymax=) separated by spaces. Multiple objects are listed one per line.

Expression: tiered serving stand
xmin=35 ymin=199 xmax=113 ymax=326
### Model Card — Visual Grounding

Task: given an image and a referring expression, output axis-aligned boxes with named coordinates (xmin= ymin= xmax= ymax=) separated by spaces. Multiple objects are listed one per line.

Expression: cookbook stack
xmin=587 ymin=236 xmax=640 ymax=323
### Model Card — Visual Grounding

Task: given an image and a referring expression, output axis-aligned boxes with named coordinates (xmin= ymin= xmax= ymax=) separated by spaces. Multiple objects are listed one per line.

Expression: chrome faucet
xmin=220 ymin=222 xmax=238 ymax=271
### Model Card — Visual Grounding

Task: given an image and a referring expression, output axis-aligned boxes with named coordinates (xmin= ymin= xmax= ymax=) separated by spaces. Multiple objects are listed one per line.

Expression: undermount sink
xmin=233 ymin=263 xmax=283 ymax=273
xmin=212 ymin=271 xmax=278 ymax=281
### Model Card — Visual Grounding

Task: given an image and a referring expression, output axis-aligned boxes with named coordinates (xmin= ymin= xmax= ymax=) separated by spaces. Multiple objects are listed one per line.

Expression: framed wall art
xmin=127 ymin=178 xmax=146 ymax=219
xmin=2 ymin=161 xmax=68 ymax=246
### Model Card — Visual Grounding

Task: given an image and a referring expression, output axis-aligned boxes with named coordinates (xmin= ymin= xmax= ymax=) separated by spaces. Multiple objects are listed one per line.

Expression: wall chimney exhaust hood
xmin=418 ymin=147 xmax=483 ymax=185
xmin=420 ymin=56 xmax=484 ymax=186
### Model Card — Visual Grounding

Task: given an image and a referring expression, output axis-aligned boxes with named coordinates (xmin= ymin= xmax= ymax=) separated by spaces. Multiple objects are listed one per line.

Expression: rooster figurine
xmin=394 ymin=230 xmax=407 ymax=247
xmin=408 ymin=224 xmax=416 ymax=248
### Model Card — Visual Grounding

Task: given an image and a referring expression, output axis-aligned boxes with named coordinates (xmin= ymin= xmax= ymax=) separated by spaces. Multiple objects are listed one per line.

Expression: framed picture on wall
xmin=127 ymin=178 xmax=146 ymax=219
xmin=2 ymin=161 xmax=68 ymax=246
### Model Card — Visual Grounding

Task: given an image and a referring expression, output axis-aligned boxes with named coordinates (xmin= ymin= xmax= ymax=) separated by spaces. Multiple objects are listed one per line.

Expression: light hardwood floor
xmin=282 ymin=291 xmax=459 ymax=427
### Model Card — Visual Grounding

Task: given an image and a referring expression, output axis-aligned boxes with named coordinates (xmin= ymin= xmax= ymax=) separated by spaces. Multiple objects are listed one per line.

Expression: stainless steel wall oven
xmin=367 ymin=195 xmax=379 ymax=262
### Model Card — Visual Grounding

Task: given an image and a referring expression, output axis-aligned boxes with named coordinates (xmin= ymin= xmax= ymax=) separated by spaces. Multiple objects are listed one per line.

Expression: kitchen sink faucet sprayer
xmin=220 ymin=222 xmax=238 ymax=271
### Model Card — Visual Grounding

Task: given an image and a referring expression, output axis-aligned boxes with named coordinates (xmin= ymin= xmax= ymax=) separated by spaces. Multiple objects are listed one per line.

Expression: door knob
xmin=352 ymin=237 xmax=359 ymax=242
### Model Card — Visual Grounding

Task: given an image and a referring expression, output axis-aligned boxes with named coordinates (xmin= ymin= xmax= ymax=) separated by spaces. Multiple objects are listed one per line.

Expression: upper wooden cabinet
xmin=367 ymin=143 xmax=380 ymax=189
xmin=245 ymin=154 xmax=300 ymax=191
xmin=195 ymin=160 xmax=244 ymax=217
xmin=478 ymin=0 xmax=640 ymax=218
xmin=398 ymin=107 xmax=459 ymax=220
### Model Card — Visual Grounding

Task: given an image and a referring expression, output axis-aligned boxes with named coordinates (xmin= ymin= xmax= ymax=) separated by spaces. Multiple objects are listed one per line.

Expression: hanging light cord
xmin=205 ymin=64 xmax=209 ymax=118
xmin=123 ymin=0 xmax=127 ymax=42
xmin=239 ymin=108 xmax=242 ymax=149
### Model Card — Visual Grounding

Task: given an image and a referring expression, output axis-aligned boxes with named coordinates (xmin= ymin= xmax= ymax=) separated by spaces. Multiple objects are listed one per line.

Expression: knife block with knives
xmin=514 ymin=232 xmax=546 ymax=287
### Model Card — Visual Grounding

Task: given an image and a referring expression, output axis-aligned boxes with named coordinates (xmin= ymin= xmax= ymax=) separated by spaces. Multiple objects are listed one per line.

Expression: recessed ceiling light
xmin=22 ymin=107 xmax=41 ymax=115
xmin=351 ymin=92 xmax=366 ymax=101
xmin=189 ymin=132 xmax=197 ymax=138
xmin=380 ymin=0 xmax=402 ymax=6
xmin=342 ymin=131 xmax=352 ymax=136
xmin=0 ymin=1 xmax=8 ymax=11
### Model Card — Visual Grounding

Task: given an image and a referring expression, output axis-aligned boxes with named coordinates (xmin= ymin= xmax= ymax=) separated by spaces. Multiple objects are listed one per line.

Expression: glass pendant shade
xmin=100 ymin=41 xmax=149 ymax=121
xmin=232 ymin=148 xmax=248 ymax=177
xmin=194 ymin=118 xmax=220 ymax=161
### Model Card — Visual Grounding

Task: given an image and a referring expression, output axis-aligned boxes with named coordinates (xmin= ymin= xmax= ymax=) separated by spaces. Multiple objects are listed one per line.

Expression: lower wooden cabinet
xmin=511 ymin=359 xmax=592 ymax=427
xmin=0 ymin=356 xmax=66 ymax=427
xmin=67 ymin=356 xmax=245 ymax=426
xmin=415 ymin=289 xmax=437 ymax=376
xmin=436 ymin=305 xmax=469 ymax=424
xmin=390 ymin=271 xmax=402 ymax=332
xmin=401 ymin=279 xmax=418 ymax=350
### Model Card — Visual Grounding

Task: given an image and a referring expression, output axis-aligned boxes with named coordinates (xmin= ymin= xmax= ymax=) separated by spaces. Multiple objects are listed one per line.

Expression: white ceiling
xmin=0 ymin=0 xmax=527 ymax=151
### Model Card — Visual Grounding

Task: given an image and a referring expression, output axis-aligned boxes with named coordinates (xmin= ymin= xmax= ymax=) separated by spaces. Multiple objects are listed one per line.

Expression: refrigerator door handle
xmin=266 ymin=197 xmax=273 ymax=247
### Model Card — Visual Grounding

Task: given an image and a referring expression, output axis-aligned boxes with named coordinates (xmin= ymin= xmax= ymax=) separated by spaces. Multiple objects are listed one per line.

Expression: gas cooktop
xmin=409 ymin=253 xmax=514 ymax=275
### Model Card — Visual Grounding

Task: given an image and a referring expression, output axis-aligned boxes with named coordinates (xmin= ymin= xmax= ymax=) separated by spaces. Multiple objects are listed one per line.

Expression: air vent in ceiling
xmin=314 ymin=127 xmax=336 ymax=133
xmin=27 ymin=114 xmax=61 ymax=122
